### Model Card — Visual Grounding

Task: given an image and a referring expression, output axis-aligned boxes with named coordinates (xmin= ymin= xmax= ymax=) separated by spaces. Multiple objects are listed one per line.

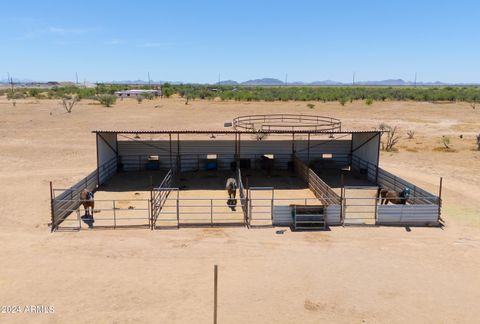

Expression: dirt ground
xmin=0 ymin=97 xmax=479 ymax=323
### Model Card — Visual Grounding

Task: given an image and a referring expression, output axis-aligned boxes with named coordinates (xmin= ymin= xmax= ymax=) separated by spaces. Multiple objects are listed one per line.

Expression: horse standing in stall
xmin=377 ymin=187 xmax=411 ymax=205
xmin=226 ymin=178 xmax=237 ymax=199
xmin=226 ymin=178 xmax=238 ymax=211
xmin=80 ymin=189 xmax=95 ymax=217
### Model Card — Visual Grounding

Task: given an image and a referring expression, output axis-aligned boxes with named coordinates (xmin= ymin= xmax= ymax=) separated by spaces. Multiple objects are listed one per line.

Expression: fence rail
xmin=151 ymin=169 xmax=175 ymax=229
xmin=237 ymin=168 xmax=248 ymax=225
xmin=293 ymin=157 xmax=341 ymax=205
xmin=351 ymin=155 xmax=439 ymax=205
xmin=233 ymin=114 xmax=342 ymax=132
xmin=50 ymin=157 xmax=117 ymax=231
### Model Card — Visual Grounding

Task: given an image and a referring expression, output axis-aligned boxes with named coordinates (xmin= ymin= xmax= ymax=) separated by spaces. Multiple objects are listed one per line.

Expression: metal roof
xmin=92 ymin=129 xmax=382 ymax=135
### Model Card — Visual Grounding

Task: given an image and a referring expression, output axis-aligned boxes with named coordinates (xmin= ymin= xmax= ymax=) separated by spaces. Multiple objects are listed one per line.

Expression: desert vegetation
xmin=61 ymin=96 xmax=78 ymax=113
xmin=96 ymin=94 xmax=117 ymax=107
xmin=378 ymin=123 xmax=400 ymax=152
xmin=2 ymin=84 xmax=480 ymax=104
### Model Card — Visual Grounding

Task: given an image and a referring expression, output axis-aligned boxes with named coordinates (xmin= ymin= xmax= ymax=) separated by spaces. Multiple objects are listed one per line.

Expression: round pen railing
xmin=232 ymin=114 xmax=341 ymax=132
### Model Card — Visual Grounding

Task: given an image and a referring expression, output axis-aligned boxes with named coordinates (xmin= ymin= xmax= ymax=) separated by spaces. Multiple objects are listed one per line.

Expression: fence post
xmin=438 ymin=177 xmax=443 ymax=222
xmin=150 ymin=190 xmax=153 ymax=230
xmin=113 ymin=200 xmax=116 ymax=229
xmin=214 ymin=264 xmax=218 ymax=324
xmin=49 ymin=181 xmax=55 ymax=232
xmin=271 ymin=189 xmax=274 ymax=222
xmin=211 ymin=199 xmax=213 ymax=226
xmin=340 ymin=187 xmax=345 ymax=224
xmin=176 ymin=191 xmax=180 ymax=228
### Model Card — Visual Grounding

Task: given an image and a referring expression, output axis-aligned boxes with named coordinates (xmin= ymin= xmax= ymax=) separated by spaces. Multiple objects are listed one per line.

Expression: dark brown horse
xmin=377 ymin=187 xmax=411 ymax=205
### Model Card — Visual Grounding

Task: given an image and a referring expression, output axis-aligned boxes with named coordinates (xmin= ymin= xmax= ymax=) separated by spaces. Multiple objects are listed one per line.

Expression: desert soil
xmin=0 ymin=97 xmax=479 ymax=323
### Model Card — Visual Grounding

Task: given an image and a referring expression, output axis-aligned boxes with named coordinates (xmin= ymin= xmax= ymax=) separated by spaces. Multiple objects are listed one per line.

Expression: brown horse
xmin=377 ymin=187 xmax=411 ymax=205
xmin=79 ymin=189 xmax=95 ymax=216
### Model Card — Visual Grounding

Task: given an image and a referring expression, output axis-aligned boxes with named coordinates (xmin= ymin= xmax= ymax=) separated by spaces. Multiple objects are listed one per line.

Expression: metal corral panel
xmin=377 ymin=168 xmax=438 ymax=204
xmin=377 ymin=205 xmax=439 ymax=225
xmin=326 ymin=205 xmax=342 ymax=225
xmin=273 ymin=205 xmax=293 ymax=226
xmin=272 ymin=204 xmax=342 ymax=226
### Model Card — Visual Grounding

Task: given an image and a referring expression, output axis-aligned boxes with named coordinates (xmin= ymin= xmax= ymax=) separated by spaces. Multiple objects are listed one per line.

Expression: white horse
xmin=226 ymin=178 xmax=237 ymax=199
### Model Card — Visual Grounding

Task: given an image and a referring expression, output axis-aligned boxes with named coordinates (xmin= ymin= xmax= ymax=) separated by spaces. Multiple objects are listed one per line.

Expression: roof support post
xmin=169 ymin=133 xmax=172 ymax=170
xmin=176 ymin=134 xmax=180 ymax=174
xmin=96 ymin=133 xmax=100 ymax=186
xmin=307 ymin=133 xmax=311 ymax=165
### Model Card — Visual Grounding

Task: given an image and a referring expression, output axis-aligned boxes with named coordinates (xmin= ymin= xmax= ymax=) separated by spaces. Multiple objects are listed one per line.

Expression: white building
xmin=114 ymin=89 xmax=161 ymax=98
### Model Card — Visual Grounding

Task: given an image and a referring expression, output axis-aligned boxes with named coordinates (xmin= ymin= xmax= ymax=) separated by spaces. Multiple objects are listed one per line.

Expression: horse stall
xmin=351 ymin=156 xmax=442 ymax=226
xmin=110 ymin=130 xmax=352 ymax=229
xmin=49 ymin=123 xmax=442 ymax=231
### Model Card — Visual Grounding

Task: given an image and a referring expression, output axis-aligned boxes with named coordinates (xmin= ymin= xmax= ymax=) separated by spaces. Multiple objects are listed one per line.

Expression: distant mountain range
xmin=1 ymin=78 xmax=478 ymax=86
xmin=217 ymin=78 xmax=465 ymax=86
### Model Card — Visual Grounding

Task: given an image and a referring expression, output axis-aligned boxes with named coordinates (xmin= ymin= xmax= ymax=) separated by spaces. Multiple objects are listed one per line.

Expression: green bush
xmin=96 ymin=94 xmax=117 ymax=107
xmin=365 ymin=98 xmax=374 ymax=105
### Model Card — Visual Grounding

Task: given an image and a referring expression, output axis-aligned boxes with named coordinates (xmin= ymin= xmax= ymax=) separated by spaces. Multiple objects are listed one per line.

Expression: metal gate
xmin=248 ymin=187 xmax=274 ymax=226
xmin=342 ymin=186 xmax=378 ymax=225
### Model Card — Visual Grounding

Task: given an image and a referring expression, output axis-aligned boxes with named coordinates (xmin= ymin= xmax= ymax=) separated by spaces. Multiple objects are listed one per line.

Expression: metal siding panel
xmin=377 ymin=205 xmax=439 ymax=224
xmin=273 ymin=206 xmax=293 ymax=226
xmin=98 ymin=133 xmax=117 ymax=167
xmin=118 ymin=140 xmax=352 ymax=170
xmin=326 ymin=205 xmax=342 ymax=225
xmin=351 ymin=133 xmax=380 ymax=167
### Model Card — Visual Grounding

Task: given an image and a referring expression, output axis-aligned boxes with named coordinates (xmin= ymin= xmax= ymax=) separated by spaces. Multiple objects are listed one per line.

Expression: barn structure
xmin=114 ymin=89 xmax=161 ymax=98
xmin=49 ymin=114 xmax=442 ymax=231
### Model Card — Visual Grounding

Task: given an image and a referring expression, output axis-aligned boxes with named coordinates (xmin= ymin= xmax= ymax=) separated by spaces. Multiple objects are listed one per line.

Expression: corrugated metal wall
xmin=351 ymin=133 xmax=380 ymax=167
xmin=117 ymin=139 xmax=352 ymax=171
xmin=377 ymin=205 xmax=439 ymax=225
xmin=97 ymin=133 xmax=118 ymax=168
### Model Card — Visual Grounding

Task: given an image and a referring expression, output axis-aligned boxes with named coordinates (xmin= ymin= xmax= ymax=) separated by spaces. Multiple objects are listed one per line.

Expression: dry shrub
xmin=378 ymin=123 xmax=400 ymax=152
xmin=61 ymin=96 xmax=78 ymax=113
xmin=440 ymin=135 xmax=451 ymax=149
xmin=406 ymin=130 xmax=415 ymax=139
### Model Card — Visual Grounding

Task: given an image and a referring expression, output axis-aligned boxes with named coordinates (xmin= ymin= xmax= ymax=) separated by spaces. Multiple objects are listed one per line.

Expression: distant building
xmin=114 ymin=89 xmax=161 ymax=98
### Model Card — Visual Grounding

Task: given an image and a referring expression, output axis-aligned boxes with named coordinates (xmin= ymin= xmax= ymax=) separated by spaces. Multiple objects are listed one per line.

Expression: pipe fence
xmin=50 ymin=157 xmax=116 ymax=231
xmin=293 ymin=157 xmax=341 ymax=205
xmin=151 ymin=169 xmax=175 ymax=229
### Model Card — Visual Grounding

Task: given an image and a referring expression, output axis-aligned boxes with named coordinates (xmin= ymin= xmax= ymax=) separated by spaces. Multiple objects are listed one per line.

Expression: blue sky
xmin=1 ymin=0 xmax=479 ymax=83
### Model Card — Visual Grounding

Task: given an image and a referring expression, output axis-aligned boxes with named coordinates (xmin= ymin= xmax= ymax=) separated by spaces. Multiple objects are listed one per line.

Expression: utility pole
xmin=75 ymin=72 xmax=79 ymax=85
xmin=285 ymin=73 xmax=288 ymax=86
xmin=7 ymin=72 xmax=14 ymax=96
xmin=414 ymin=72 xmax=417 ymax=88
xmin=352 ymin=72 xmax=356 ymax=86
xmin=148 ymin=72 xmax=151 ymax=88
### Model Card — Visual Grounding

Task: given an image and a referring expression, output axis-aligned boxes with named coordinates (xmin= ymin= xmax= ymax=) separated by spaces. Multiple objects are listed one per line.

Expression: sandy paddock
xmin=0 ymin=97 xmax=479 ymax=323
xmin=71 ymin=169 xmax=322 ymax=229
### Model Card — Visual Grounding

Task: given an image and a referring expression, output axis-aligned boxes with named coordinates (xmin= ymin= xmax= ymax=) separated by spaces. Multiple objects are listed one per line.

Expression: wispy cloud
xmin=46 ymin=26 xmax=93 ymax=35
xmin=104 ymin=39 xmax=126 ymax=45
xmin=17 ymin=26 xmax=96 ymax=39
xmin=138 ymin=42 xmax=172 ymax=49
